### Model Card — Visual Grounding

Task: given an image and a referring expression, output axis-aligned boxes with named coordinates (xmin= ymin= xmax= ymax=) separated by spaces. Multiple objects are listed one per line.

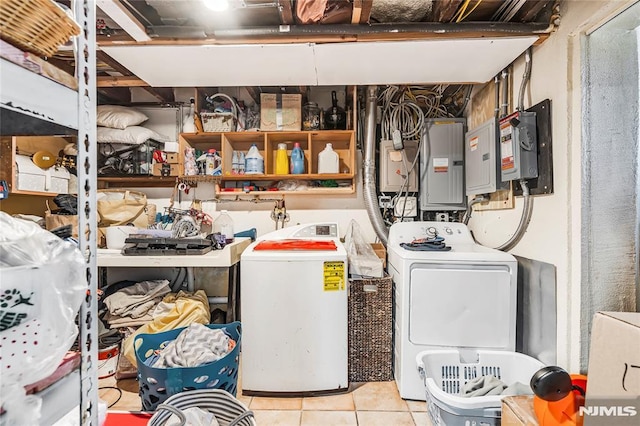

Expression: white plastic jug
xmin=245 ymin=144 xmax=264 ymax=174
xmin=183 ymin=98 xmax=196 ymax=133
xmin=105 ymin=226 xmax=137 ymax=250
xmin=318 ymin=143 xmax=339 ymax=174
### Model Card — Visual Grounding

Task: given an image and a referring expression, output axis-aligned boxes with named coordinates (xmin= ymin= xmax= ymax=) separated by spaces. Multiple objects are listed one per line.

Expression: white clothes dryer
xmin=387 ymin=221 xmax=517 ymax=401
xmin=240 ymin=223 xmax=348 ymax=395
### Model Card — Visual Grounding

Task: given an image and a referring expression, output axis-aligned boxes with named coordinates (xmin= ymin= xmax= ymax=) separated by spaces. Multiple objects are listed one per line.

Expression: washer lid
xmin=253 ymin=239 xmax=338 ymax=251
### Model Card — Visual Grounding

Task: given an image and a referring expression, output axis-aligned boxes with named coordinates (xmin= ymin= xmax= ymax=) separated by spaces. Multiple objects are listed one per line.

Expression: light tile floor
xmin=99 ymin=375 xmax=434 ymax=426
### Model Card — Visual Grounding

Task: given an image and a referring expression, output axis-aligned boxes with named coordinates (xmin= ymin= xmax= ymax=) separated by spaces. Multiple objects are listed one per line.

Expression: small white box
xmin=15 ymin=155 xmax=70 ymax=194
xmin=164 ymin=142 xmax=179 ymax=153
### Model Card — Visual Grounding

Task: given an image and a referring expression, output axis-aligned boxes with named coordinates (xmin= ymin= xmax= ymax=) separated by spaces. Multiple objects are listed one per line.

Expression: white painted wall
xmin=467 ymin=0 xmax=639 ymax=372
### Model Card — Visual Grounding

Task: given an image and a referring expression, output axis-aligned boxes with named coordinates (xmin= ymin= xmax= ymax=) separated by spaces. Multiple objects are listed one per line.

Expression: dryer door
xmin=409 ymin=263 xmax=515 ymax=350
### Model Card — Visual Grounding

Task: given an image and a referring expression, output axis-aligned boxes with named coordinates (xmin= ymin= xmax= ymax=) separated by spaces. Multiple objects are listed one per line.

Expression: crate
xmin=348 ymin=276 xmax=393 ymax=382
xmin=417 ymin=350 xmax=545 ymax=426
xmin=134 ymin=322 xmax=241 ymax=411
xmin=0 ymin=0 xmax=80 ymax=58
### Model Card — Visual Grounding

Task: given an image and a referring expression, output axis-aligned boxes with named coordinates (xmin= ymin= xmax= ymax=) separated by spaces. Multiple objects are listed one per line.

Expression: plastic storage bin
xmin=135 ymin=322 xmax=242 ymax=411
xmin=416 ymin=349 xmax=544 ymax=426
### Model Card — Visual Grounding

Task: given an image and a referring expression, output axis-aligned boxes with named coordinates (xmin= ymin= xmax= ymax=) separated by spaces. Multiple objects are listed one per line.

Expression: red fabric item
xmin=253 ymin=239 xmax=337 ymax=251
xmin=103 ymin=412 xmax=153 ymax=425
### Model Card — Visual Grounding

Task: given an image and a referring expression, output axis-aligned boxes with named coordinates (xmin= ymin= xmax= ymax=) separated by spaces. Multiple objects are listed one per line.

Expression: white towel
xmin=104 ymin=280 xmax=171 ymax=319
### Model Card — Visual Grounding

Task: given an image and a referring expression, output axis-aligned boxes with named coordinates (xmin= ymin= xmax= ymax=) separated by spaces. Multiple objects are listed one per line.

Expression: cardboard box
xmin=152 ymin=163 xmax=179 ymax=177
xmin=260 ymin=93 xmax=301 ymax=131
xmin=585 ymin=312 xmax=640 ymax=426
xmin=501 ymin=396 xmax=539 ymax=426
xmin=370 ymin=242 xmax=387 ymax=268
xmin=165 ymin=152 xmax=179 ymax=163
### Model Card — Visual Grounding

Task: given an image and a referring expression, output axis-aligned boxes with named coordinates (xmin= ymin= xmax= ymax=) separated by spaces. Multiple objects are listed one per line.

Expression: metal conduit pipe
xmin=496 ymin=47 xmax=534 ymax=252
xmin=463 ymin=195 xmax=488 ymax=225
xmin=363 ymin=85 xmax=388 ymax=246
xmin=209 ymin=22 xmax=555 ymax=39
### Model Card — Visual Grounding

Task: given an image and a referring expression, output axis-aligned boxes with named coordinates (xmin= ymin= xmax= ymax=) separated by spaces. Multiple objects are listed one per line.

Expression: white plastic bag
xmin=0 ymin=212 xmax=85 ymax=424
xmin=344 ymin=220 xmax=384 ymax=278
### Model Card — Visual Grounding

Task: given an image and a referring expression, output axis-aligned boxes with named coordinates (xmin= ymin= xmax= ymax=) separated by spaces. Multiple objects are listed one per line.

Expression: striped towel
xmin=152 ymin=323 xmax=230 ymax=368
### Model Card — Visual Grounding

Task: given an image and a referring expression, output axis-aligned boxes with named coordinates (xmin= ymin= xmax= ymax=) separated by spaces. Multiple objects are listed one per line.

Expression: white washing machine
xmin=240 ymin=223 xmax=348 ymax=395
xmin=388 ymin=221 xmax=517 ymax=401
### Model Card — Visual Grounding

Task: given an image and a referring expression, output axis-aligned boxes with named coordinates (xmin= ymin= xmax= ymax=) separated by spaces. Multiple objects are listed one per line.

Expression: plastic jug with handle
xmin=318 ymin=143 xmax=339 ymax=174
xmin=291 ymin=142 xmax=305 ymax=174
xmin=245 ymin=144 xmax=264 ymax=174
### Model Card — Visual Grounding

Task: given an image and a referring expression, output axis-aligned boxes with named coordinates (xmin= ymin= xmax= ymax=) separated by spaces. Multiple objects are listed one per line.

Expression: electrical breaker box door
xmin=465 ymin=118 xmax=498 ymax=196
xmin=379 ymin=139 xmax=418 ymax=192
xmin=419 ymin=119 xmax=466 ymax=211
xmin=499 ymin=111 xmax=538 ymax=181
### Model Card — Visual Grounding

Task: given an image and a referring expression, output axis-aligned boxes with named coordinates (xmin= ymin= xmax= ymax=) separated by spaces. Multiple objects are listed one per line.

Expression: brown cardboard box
xmin=260 ymin=93 xmax=302 ymax=131
xmin=502 ymin=396 xmax=539 ymax=426
xmin=152 ymin=163 xmax=179 ymax=177
xmin=370 ymin=242 xmax=387 ymax=268
xmin=584 ymin=312 xmax=640 ymax=425
xmin=165 ymin=152 xmax=179 ymax=163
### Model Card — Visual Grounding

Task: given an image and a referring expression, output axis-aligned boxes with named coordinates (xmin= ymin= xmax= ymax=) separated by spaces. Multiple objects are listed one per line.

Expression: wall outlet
xmin=436 ymin=212 xmax=449 ymax=222
xmin=379 ymin=195 xmax=393 ymax=208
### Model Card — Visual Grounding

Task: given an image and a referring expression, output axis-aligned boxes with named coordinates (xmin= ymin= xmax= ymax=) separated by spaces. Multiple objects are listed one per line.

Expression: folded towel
xmin=104 ymin=280 xmax=170 ymax=319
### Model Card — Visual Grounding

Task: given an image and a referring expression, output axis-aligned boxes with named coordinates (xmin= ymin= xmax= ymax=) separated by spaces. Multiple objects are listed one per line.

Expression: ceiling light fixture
xmin=203 ymin=0 xmax=230 ymax=12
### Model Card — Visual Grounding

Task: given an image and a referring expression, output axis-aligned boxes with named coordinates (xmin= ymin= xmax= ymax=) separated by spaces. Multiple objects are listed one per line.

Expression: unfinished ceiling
xmin=88 ymin=0 xmax=561 ymax=103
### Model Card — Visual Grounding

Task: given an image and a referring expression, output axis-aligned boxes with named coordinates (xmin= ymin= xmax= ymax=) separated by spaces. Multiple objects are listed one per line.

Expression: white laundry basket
xmin=416 ymin=349 xmax=545 ymax=426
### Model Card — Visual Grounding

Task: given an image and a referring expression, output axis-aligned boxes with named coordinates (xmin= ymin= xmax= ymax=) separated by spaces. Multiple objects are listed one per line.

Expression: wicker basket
xmin=0 ymin=0 xmax=80 ymax=58
xmin=201 ymin=93 xmax=238 ymax=132
xmin=348 ymin=276 xmax=393 ymax=382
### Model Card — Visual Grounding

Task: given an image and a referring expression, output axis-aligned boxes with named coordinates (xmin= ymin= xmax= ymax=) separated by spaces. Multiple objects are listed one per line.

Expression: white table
xmin=97 ymin=238 xmax=252 ymax=321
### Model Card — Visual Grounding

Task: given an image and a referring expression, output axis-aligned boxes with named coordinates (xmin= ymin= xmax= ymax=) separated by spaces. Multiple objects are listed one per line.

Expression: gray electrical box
xmin=379 ymin=139 xmax=418 ymax=192
xmin=499 ymin=111 xmax=538 ymax=181
xmin=465 ymin=118 xmax=499 ymax=196
xmin=419 ymin=118 xmax=466 ymax=211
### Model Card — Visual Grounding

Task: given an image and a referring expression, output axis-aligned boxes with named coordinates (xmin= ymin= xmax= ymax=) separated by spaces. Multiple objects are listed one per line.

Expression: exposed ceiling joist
xmin=359 ymin=0 xmax=373 ymax=24
xmin=97 ymin=50 xmax=174 ymax=103
xmin=277 ymin=0 xmax=295 ymax=24
xmin=97 ymin=0 xmax=152 ymax=42
xmin=352 ymin=0 xmax=363 ymax=24
xmin=432 ymin=0 xmax=464 ymax=22
xmin=98 ymin=76 xmax=150 ymax=87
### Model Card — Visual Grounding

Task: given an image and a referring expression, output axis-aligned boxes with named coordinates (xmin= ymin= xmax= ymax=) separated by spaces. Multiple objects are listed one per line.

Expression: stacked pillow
xmin=97 ymin=105 xmax=171 ymax=144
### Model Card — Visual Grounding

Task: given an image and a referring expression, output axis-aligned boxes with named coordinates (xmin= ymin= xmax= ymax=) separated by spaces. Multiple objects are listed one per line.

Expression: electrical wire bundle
xmin=377 ymin=85 xmax=471 ymax=224
xmin=379 ymin=85 xmax=471 ymax=141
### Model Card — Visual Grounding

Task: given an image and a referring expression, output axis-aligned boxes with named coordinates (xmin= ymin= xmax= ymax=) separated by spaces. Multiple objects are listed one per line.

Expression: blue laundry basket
xmin=134 ymin=322 xmax=241 ymax=411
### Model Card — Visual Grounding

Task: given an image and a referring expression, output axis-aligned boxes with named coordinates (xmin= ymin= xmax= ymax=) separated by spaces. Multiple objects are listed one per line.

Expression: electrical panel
xmin=465 ymin=118 xmax=499 ymax=196
xmin=499 ymin=111 xmax=538 ymax=181
xmin=379 ymin=139 xmax=418 ymax=192
xmin=419 ymin=118 xmax=466 ymax=211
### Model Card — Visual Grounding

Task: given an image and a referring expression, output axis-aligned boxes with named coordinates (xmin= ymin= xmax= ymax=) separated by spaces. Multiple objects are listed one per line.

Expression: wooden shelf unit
xmin=0 ymin=136 xmax=72 ymax=197
xmin=179 ymin=130 xmax=356 ymax=195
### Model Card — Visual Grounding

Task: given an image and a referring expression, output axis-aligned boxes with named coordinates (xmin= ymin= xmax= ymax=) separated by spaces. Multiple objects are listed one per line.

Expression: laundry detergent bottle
xmin=275 ymin=143 xmax=289 ymax=175
xmin=245 ymin=144 xmax=264 ymax=174
xmin=291 ymin=142 xmax=305 ymax=174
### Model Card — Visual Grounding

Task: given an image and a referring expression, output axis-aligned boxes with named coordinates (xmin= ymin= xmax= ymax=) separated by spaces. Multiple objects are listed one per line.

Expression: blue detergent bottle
xmin=290 ymin=142 xmax=305 ymax=174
